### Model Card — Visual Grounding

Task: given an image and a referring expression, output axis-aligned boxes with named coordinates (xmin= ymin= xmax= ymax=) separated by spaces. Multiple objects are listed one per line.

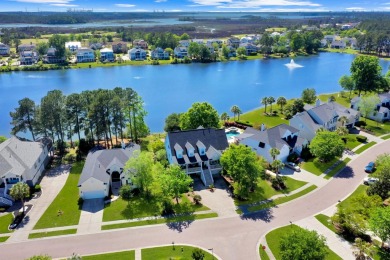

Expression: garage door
xmin=82 ymin=190 xmax=105 ymax=200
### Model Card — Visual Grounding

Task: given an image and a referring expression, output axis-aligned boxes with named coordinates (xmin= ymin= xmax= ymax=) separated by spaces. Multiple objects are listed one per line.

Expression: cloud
xmin=51 ymin=3 xmax=78 ymax=6
xmin=345 ymin=6 xmax=366 ymax=10
xmin=191 ymin=0 xmax=321 ymax=8
xmin=115 ymin=4 xmax=136 ymax=8
xmin=13 ymin=0 xmax=72 ymax=3
xmin=155 ymin=0 xmax=167 ymax=2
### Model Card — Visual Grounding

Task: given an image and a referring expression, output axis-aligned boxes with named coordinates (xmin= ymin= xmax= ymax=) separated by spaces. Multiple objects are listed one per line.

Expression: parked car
xmin=364 ymin=162 xmax=375 ymax=173
xmin=286 ymin=162 xmax=301 ymax=172
xmin=363 ymin=177 xmax=379 ymax=185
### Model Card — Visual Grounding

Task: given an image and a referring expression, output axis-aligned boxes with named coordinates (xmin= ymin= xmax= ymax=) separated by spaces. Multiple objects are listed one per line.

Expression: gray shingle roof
xmin=167 ymin=128 xmax=228 ymax=165
xmin=78 ymin=144 xmax=140 ymax=185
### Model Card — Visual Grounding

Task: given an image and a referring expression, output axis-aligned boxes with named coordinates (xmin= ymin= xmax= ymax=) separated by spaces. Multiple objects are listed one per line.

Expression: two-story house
xmin=239 ymin=43 xmax=258 ymax=55
xmin=20 ymin=51 xmax=39 ymax=65
xmin=174 ymin=46 xmax=188 ymax=58
xmin=0 ymin=137 xmax=53 ymax=207
xmin=18 ymin=43 xmax=36 ymax=53
xmin=76 ymin=48 xmax=95 ymax=63
xmin=226 ymin=37 xmax=240 ymax=48
xmin=165 ymin=128 xmax=229 ymax=186
xmin=179 ymin=40 xmax=192 ymax=47
xmin=43 ymin=47 xmax=65 ymax=64
xmin=351 ymin=92 xmax=390 ymax=122
xmin=128 ymin=47 xmax=146 ymax=61
xmin=112 ymin=41 xmax=128 ymax=54
xmin=151 ymin=47 xmax=170 ymax=60
xmin=65 ymin=41 xmax=82 ymax=52
xmin=236 ymin=124 xmax=308 ymax=163
xmin=0 ymin=43 xmax=10 ymax=56
xmin=290 ymin=100 xmax=360 ymax=141
xmin=133 ymin=39 xmax=148 ymax=50
xmin=100 ymin=48 xmax=115 ymax=62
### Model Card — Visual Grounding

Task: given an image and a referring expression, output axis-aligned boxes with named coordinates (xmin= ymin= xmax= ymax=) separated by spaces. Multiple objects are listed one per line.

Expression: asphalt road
xmin=1 ymin=140 xmax=388 ymax=260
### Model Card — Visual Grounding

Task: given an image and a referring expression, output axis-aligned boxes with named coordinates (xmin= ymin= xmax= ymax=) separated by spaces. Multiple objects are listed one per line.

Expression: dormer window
xmin=258 ymin=142 xmax=265 ymax=148
xmin=196 ymin=140 xmax=206 ymax=156
xmin=174 ymin=143 xmax=183 ymax=159
xmin=185 ymin=142 xmax=195 ymax=157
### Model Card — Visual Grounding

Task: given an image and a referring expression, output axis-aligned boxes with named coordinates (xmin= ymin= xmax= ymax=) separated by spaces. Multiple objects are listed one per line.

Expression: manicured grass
xmin=239 ymin=107 xmax=288 ymax=129
xmin=33 ymin=162 xmax=84 ymax=229
xmin=142 ymin=245 xmax=215 ymax=260
xmin=381 ymin=134 xmax=390 ymax=140
xmin=28 ymin=228 xmax=77 ymax=239
xmin=324 ymin=158 xmax=351 ymax=180
xmin=266 ymin=224 xmax=342 ymax=260
xmin=344 ymin=134 xmax=362 ymax=150
xmin=301 ymin=157 xmax=339 ymax=176
xmin=315 ymin=214 xmax=338 ymax=233
xmin=103 ymin=194 xmax=209 ymax=222
xmin=322 ymin=48 xmax=359 ymax=55
xmin=0 ymin=236 xmax=9 ymax=242
xmin=83 ymin=250 xmax=135 ymax=260
xmin=102 ymin=212 xmax=218 ymax=230
xmin=338 ymin=185 xmax=367 ymax=209
xmin=355 ymin=141 xmax=377 ymax=154
xmin=363 ymin=118 xmax=390 ymax=136
xmin=259 ymin=244 xmax=270 ymax=260
xmin=0 ymin=213 xmax=13 ymax=233
xmin=234 ymin=177 xmax=307 ymax=206
xmin=248 ymin=185 xmax=317 ymax=212
xmin=318 ymin=92 xmax=357 ymax=108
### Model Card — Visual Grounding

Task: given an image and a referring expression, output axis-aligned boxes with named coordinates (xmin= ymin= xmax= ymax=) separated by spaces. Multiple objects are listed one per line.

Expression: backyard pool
xmin=226 ymin=128 xmax=241 ymax=140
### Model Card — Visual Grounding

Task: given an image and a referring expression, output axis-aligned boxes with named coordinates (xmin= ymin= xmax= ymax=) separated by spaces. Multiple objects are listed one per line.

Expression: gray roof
xmin=379 ymin=92 xmax=390 ymax=103
xmin=0 ymin=136 xmax=51 ymax=178
xmin=240 ymin=124 xmax=303 ymax=150
xmin=78 ymin=144 xmax=140 ymax=185
xmin=293 ymin=111 xmax=321 ymax=133
xmin=379 ymin=106 xmax=389 ymax=113
xmin=167 ymin=128 xmax=228 ymax=165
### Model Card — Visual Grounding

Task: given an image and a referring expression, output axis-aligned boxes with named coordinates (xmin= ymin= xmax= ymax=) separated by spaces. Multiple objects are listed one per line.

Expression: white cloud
xmin=345 ymin=6 xmax=366 ymax=10
xmin=115 ymin=4 xmax=136 ymax=8
xmin=50 ymin=3 xmax=78 ymax=6
xmin=155 ymin=0 xmax=167 ymax=2
xmin=191 ymin=0 xmax=321 ymax=8
xmin=13 ymin=0 xmax=72 ymax=3
xmin=167 ymin=9 xmax=183 ymax=12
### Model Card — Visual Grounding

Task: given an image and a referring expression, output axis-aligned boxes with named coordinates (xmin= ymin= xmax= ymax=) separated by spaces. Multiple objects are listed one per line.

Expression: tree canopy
xmin=350 ymin=55 xmax=383 ymax=95
xmin=309 ymin=131 xmax=344 ymax=162
xmin=301 ymin=88 xmax=317 ymax=104
xmin=358 ymin=94 xmax=381 ymax=122
xmin=10 ymin=182 xmax=30 ymax=214
xmin=164 ymin=113 xmax=181 ymax=132
xmin=369 ymin=207 xmax=390 ymax=247
xmin=158 ymin=165 xmax=193 ymax=204
xmin=180 ymin=102 xmax=220 ymax=130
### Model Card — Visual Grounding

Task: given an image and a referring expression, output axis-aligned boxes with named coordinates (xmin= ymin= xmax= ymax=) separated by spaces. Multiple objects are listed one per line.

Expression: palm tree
xmin=261 ymin=97 xmax=268 ymax=114
xmin=338 ymin=116 xmax=348 ymax=127
xmin=230 ymin=105 xmax=240 ymax=121
xmin=220 ymin=112 xmax=229 ymax=122
xmin=271 ymin=159 xmax=285 ymax=175
xmin=269 ymin=147 xmax=280 ymax=161
xmin=353 ymin=238 xmax=374 ymax=260
xmin=267 ymin=96 xmax=275 ymax=113
xmin=236 ymin=107 xmax=242 ymax=120
xmin=277 ymin=97 xmax=287 ymax=113
xmin=335 ymin=126 xmax=349 ymax=137
xmin=10 ymin=182 xmax=30 ymax=214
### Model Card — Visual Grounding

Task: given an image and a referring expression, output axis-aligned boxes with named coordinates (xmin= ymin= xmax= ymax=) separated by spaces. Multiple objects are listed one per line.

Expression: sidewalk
xmin=7 ymin=165 xmax=71 ymax=242
xmin=295 ymin=216 xmax=355 ymax=260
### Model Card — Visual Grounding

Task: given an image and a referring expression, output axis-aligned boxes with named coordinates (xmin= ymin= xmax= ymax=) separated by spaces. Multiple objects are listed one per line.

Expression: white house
xmin=151 ymin=47 xmax=170 ymax=60
xmin=239 ymin=43 xmax=258 ymax=55
xmin=193 ymin=39 xmax=204 ymax=45
xmin=100 ymin=48 xmax=115 ymax=62
xmin=351 ymin=92 xmax=390 ymax=122
xmin=236 ymin=124 xmax=308 ymax=163
xmin=290 ymin=100 xmax=360 ymax=141
xmin=78 ymin=144 xmax=140 ymax=200
xmin=179 ymin=40 xmax=192 ymax=47
xmin=0 ymin=137 xmax=53 ymax=206
xmin=226 ymin=37 xmax=240 ymax=48
xmin=174 ymin=46 xmax=188 ymax=58
xmin=165 ymin=128 xmax=229 ymax=186
xmin=65 ymin=41 xmax=82 ymax=52
xmin=330 ymin=40 xmax=346 ymax=49
xmin=128 ymin=47 xmax=146 ymax=61
xmin=0 ymin=42 xmax=10 ymax=56
xmin=76 ymin=48 xmax=95 ymax=63
xmin=20 ymin=51 xmax=39 ymax=65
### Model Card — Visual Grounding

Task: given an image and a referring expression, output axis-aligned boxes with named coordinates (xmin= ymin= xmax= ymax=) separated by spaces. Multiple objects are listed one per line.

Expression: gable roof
xmin=78 ymin=144 xmax=140 ymax=185
xmin=167 ymin=128 xmax=228 ymax=164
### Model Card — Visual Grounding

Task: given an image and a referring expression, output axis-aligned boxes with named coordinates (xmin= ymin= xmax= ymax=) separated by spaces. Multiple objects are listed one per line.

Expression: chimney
xmin=315 ymin=99 xmax=321 ymax=107
xmin=261 ymin=123 xmax=266 ymax=131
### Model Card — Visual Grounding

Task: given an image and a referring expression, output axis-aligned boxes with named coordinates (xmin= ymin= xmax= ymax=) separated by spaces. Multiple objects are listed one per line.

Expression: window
xmin=385 ymin=113 xmax=388 ymax=118
xmin=258 ymin=142 xmax=265 ymax=148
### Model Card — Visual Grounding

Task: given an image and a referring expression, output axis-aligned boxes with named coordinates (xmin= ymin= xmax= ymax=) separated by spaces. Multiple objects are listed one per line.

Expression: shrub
xmin=356 ymin=135 xmax=368 ymax=143
xmin=271 ymin=178 xmax=281 ymax=190
xmin=193 ymin=195 xmax=202 ymax=205
xmin=161 ymin=200 xmax=174 ymax=215
xmin=355 ymin=121 xmax=367 ymax=127
xmin=191 ymin=248 xmax=205 ymax=260
xmin=300 ymin=147 xmax=313 ymax=161
xmin=34 ymin=185 xmax=41 ymax=192
xmin=287 ymin=152 xmax=299 ymax=162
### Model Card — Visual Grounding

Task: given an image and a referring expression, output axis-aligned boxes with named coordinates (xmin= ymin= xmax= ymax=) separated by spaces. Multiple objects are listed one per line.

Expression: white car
xmin=363 ymin=177 xmax=379 ymax=185
xmin=286 ymin=162 xmax=301 ymax=172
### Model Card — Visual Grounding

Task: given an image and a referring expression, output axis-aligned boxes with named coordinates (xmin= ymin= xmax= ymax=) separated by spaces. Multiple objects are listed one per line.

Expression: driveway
xmin=7 ymin=165 xmax=71 ymax=242
xmin=0 ymin=140 xmax=388 ymax=260
xmin=77 ymin=199 xmax=104 ymax=234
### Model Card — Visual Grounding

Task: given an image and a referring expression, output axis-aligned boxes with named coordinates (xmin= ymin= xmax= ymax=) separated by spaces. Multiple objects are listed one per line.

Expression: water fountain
xmin=285 ymin=59 xmax=303 ymax=69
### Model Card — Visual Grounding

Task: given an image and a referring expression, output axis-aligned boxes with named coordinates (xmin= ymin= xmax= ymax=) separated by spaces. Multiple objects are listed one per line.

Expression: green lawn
xmin=103 ymin=194 xmax=209 ymax=222
xmin=0 ymin=236 xmax=9 ymax=243
xmin=322 ymin=48 xmax=359 ymax=55
xmin=259 ymin=244 xmax=271 ymax=260
xmin=381 ymin=134 xmax=390 ymax=140
xmin=234 ymin=177 xmax=307 ymax=206
xmin=33 ymin=162 xmax=84 ymax=229
xmin=324 ymin=158 xmax=351 ymax=180
xmin=0 ymin=213 xmax=13 ymax=233
xmin=338 ymin=185 xmax=367 ymax=209
xmin=344 ymin=135 xmax=362 ymax=150
xmin=301 ymin=157 xmax=339 ymax=176
xmin=83 ymin=250 xmax=135 ymax=260
xmin=266 ymin=224 xmax=342 ymax=260
xmin=363 ymin=119 xmax=390 ymax=136
xmin=315 ymin=214 xmax=338 ymax=233
xmin=28 ymin=228 xmax=77 ymax=239
xmin=239 ymin=107 xmax=288 ymax=129
xmin=318 ymin=92 xmax=356 ymax=108
xmin=248 ymin=185 xmax=317 ymax=212
xmin=142 ymin=245 xmax=215 ymax=260
xmin=102 ymin=212 xmax=218 ymax=230
xmin=355 ymin=141 xmax=377 ymax=154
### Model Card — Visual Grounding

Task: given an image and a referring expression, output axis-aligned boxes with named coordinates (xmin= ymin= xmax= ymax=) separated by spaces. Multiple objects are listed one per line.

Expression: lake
xmin=1 ymin=52 xmax=389 ymax=137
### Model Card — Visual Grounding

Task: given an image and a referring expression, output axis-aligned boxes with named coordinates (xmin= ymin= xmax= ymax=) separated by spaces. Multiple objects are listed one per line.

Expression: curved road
xmin=1 ymin=140 xmax=389 ymax=260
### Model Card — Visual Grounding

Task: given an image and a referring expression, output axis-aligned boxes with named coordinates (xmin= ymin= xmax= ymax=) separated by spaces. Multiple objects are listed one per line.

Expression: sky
xmin=1 ymin=0 xmax=390 ymax=13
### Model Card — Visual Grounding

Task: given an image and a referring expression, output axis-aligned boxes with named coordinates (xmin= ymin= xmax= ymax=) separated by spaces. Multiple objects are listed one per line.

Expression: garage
xmin=81 ymin=190 xmax=106 ymax=200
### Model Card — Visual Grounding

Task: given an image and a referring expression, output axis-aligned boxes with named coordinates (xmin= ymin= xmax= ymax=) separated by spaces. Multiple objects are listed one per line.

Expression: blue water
xmin=226 ymin=131 xmax=240 ymax=139
xmin=1 ymin=52 xmax=389 ymax=137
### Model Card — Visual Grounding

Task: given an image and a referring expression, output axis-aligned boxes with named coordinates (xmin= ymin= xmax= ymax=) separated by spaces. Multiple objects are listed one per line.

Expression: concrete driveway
xmin=77 ymin=198 xmax=104 ymax=234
